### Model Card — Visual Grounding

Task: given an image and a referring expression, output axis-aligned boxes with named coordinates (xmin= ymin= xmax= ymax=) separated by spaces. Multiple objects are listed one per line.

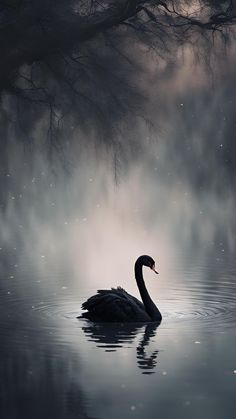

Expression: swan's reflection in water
xmin=82 ymin=322 xmax=160 ymax=374
xmin=136 ymin=323 xmax=159 ymax=374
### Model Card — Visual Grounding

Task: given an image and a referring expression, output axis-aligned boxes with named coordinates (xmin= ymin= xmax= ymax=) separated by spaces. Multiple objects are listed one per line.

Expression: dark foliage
xmin=0 ymin=0 xmax=236 ymax=154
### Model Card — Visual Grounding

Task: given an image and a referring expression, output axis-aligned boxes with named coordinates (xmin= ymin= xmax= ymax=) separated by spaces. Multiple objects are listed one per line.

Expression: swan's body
xmin=80 ymin=255 xmax=162 ymax=323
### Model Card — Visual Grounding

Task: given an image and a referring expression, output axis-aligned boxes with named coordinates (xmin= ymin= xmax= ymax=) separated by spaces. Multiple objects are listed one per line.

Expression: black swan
xmin=80 ymin=255 xmax=162 ymax=323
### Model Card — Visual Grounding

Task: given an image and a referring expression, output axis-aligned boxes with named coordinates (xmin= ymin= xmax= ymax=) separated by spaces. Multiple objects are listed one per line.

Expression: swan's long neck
xmin=135 ymin=260 xmax=161 ymax=321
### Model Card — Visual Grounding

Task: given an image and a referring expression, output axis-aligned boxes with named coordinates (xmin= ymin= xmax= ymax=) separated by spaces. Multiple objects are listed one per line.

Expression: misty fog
xmin=1 ymin=45 xmax=235 ymax=296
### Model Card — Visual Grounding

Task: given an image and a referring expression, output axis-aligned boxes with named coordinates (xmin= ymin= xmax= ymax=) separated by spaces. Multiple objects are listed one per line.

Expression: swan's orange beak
xmin=151 ymin=264 xmax=159 ymax=274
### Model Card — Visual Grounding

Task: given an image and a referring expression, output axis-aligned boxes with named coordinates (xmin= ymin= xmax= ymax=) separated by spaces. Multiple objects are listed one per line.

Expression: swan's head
xmin=139 ymin=255 xmax=159 ymax=274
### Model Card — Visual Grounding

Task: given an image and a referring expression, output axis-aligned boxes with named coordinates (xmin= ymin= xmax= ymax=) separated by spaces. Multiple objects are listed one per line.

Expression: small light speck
xmin=194 ymin=341 xmax=201 ymax=344
xmin=130 ymin=406 xmax=136 ymax=411
xmin=10 ymin=276 xmax=14 ymax=279
xmin=180 ymin=103 xmax=184 ymax=106
xmin=61 ymin=286 xmax=68 ymax=290
xmin=41 ymin=255 xmax=45 ymax=258
xmin=184 ymin=401 xmax=191 ymax=406
xmin=64 ymin=221 xmax=68 ymax=225
xmin=162 ymin=371 xmax=167 ymax=376
xmin=83 ymin=218 xmax=87 ymax=222
xmin=233 ymin=370 xmax=236 ymax=374
xmin=32 ymin=305 xmax=35 ymax=309
xmin=7 ymin=291 xmax=11 ymax=295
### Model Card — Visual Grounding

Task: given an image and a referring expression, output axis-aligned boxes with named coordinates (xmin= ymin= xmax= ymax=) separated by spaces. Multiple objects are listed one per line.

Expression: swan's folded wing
xmin=81 ymin=288 xmax=150 ymax=322
xmin=115 ymin=287 xmax=145 ymax=311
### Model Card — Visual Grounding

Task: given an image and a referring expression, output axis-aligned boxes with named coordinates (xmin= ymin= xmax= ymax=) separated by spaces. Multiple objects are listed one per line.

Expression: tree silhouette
xmin=0 ymin=0 xmax=236 ymax=152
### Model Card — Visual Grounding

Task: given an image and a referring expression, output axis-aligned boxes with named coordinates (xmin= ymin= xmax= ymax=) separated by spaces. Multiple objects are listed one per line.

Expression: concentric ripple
xmin=160 ymin=280 xmax=236 ymax=329
xmin=25 ymin=277 xmax=236 ymax=331
xmin=1 ymin=272 xmax=236 ymax=345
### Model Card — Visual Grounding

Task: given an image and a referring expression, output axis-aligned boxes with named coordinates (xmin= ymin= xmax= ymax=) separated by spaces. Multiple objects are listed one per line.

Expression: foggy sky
xmin=1 ymin=37 xmax=236 ymax=297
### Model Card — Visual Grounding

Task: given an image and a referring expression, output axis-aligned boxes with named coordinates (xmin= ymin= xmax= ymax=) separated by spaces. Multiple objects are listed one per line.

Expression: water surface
xmin=1 ymin=240 xmax=236 ymax=419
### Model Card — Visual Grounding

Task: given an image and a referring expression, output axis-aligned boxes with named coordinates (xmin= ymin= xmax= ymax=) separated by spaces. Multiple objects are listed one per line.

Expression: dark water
xmin=1 ymin=242 xmax=236 ymax=419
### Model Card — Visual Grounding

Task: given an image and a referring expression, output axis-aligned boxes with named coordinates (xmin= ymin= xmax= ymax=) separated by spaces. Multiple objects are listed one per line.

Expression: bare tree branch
xmin=1 ymin=0 xmax=236 ymax=155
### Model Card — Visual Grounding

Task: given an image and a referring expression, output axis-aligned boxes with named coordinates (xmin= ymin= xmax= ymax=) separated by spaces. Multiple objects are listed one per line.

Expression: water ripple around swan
xmin=24 ymin=276 xmax=236 ymax=333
